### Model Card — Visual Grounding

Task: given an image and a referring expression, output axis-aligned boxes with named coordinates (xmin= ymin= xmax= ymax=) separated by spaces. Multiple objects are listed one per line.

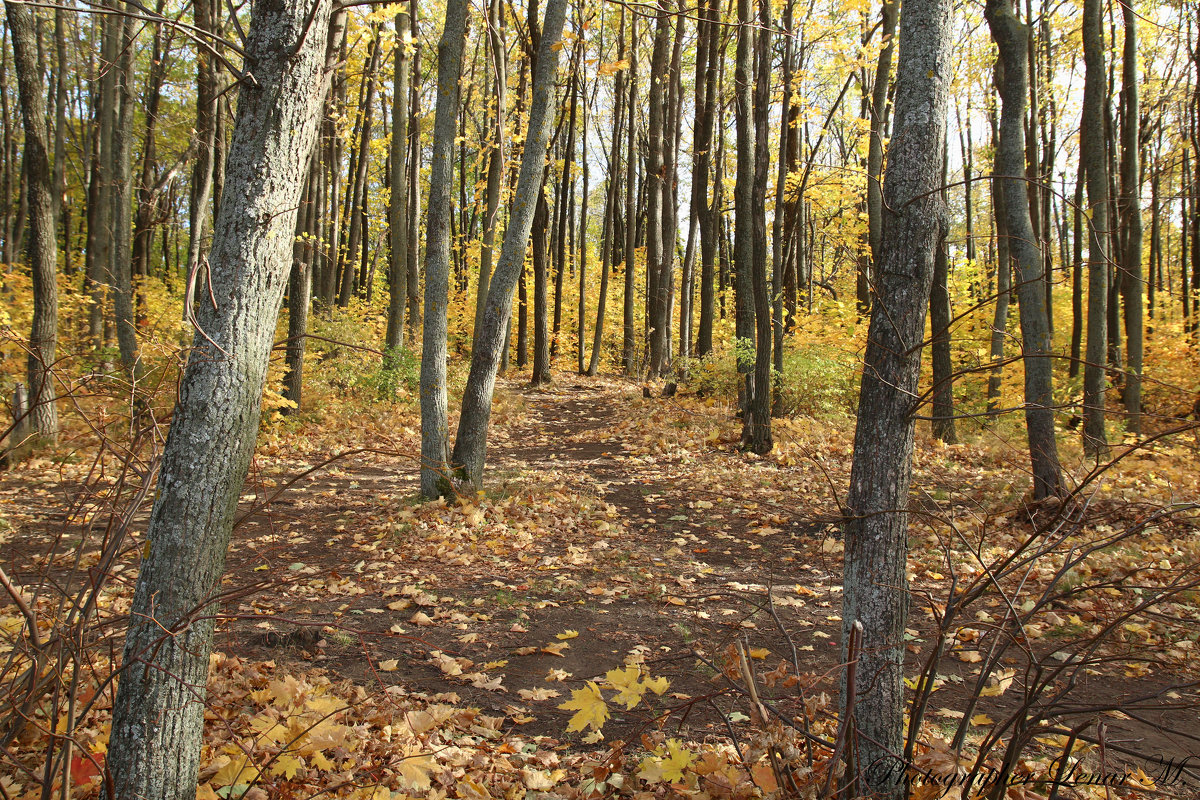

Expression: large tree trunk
xmin=450 ymin=0 xmax=569 ymax=486
xmin=419 ymin=0 xmax=470 ymax=499
xmin=102 ymin=3 xmax=334 ymax=795
xmin=840 ymin=0 xmax=951 ymax=792
xmin=987 ymin=0 xmax=1063 ymax=499
xmin=1080 ymin=0 xmax=1109 ymax=456
xmin=5 ymin=0 xmax=58 ymax=443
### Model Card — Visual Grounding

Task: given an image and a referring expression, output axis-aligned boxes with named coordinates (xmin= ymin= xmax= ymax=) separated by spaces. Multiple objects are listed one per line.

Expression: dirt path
xmin=218 ymin=380 xmax=847 ymax=743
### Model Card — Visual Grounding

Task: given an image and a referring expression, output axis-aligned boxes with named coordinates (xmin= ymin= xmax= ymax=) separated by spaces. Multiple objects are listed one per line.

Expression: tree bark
xmin=5 ymin=0 xmax=58 ymax=443
xmin=473 ymin=0 xmax=506 ymax=353
xmin=1118 ymin=0 xmax=1143 ymax=434
xmin=450 ymin=0 xmax=569 ymax=486
xmin=733 ymin=0 xmax=755 ymax=415
xmin=420 ymin=0 xmax=470 ymax=499
xmin=532 ymin=190 xmax=552 ymax=385
xmin=987 ymin=0 xmax=1063 ymax=499
xmin=387 ymin=4 xmax=411 ymax=356
xmin=103 ymin=3 xmax=334 ymax=796
xmin=841 ymin=0 xmax=951 ymax=792
xmin=1081 ymin=0 xmax=1109 ymax=456
xmin=865 ymin=0 xmax=900 ymax=298
xmin=621 ymin=14 xmax=638 ymax=375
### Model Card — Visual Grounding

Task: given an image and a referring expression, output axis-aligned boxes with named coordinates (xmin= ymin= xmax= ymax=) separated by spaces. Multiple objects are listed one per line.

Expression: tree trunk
xmin=111 ymin=8 xmax=138 ymax=375
xmin=695 ymin=0 xmax=719 ymax=357
xmin=532 ymin=190 xmax=552 ymax=385
xmin=588 ymin=9 xmax=626 ymax=376
xmin=987 ymin=0 xmax=1062 ymax=498
xmin=733 ymin=0 xmax=755 ymax=415
xmin=472 ymin=0 xmax=506 ymax=353
xmin=930 ymin=149 xmax=956 ymax=444
xmin=621 ymin=14 xmax=638 ymax=375
xmin=420 ymin=0 xmax=470 ymax=499
xmin=185 ymin=0 xmax=217 ymax=316
xmin=103 ymin=3 xmax=334 ymax=795
xmin=450 ymin=0 xmax=569 ymax=486
xmin=865 ymin=0 xmax=900 ymax=295
xmin=841 ymin=0 xmax=951 ymax=791
xmin=387 ymin=5 xmax=410 ymax=355
xmin=5 ymin=0 xmax=59 ymax=443
xmin=1070 ymin=169 xmax=1084 ymax=377
xmin=742 ymin=0 xmax=772 ymax=453
xmin=1118 ymin=0 xmax=1142 ymax=434
xmin=644 ymin=1 xmax=670 ymax=378
xmin=1081 ymin=0 xmax=1109 ymax=457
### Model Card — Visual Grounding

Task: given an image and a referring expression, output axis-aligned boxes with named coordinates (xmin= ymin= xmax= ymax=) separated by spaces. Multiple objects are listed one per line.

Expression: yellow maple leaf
xmin=559 ymin=682 xmax=609 ymax=732
xmin=605 ymin=666 xmax=647 ymax=709
xmin=212 ymin=755 xmax=260 ymax=787
xmin=271 ymin=754 xmax=304 ymax=779
xmin=660 ymin=739 xmax=695 ymax=782
xmin=556 ymin=629 xmax=579 ymax=640
xmin=644 ymin=675 xmax=670 ymax=695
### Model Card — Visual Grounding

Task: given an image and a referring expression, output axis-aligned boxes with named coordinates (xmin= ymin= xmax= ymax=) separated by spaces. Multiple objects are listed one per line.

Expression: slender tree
xmin=1118 ymin=0 xmax=1143 ymax=434
xmin=387 ymin=2 xmax=413 ymax=356
xmin=451 ymin=0 xmax=569 ymax=486
xmin=1081 ymin=0 xmax=1109 ymax=456
xmin=987 ymin=0 xmax=1063 ymax=499
xmin=420 ymin=0 xmax=471 ymax=498
xmin=5 ymin=0 xmax=58 ymax=443
xmin=841 ymin=0 xmax=952 ymax=793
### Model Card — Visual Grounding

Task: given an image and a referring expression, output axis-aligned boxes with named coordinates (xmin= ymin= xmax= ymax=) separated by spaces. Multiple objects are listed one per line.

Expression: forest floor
xmin=4 ymin=375 xmax=1200 ymax=798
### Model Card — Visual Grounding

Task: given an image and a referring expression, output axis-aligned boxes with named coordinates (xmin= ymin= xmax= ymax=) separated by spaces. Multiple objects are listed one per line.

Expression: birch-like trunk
xmin=103 ymin=3 xmax=334 ymax=796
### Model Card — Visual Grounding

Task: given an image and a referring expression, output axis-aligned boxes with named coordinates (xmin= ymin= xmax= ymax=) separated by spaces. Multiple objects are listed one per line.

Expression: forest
xmin=1 ymin=0 xmax=1199 ymax=797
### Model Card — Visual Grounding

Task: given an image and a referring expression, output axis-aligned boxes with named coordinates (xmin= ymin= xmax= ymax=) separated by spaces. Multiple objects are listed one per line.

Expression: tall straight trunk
xmin=577 ymin=43 xmax=590 ymax=374
xmin=85 ymin=9 xmax=119 ymax=348
xmin=406 ymin=5 xmax=421 ymax=332
xmin=6 ymin=0 xmax=59 ymax=442
xmin=589 ymin=9 xmax=626 ymax=376
xmin=644 ymin=1 xmax=670 ymax=378
xmin=451 ymin=0 xmax=569 ymax=485
xmin=772 ymin=0 xmax=795 ymax=415
xmin=131 ymin=0 xmax=168 ymax=282
xmin=930 ymin=148 xmax=956 ymax=443
xmin=532 ymin=190 xmax=552 ymax=384
xmin=742 ymin=0 xmax=772 ymax=453
xmin=419 ymin=0 xmax=470 ymax=499
xmin=473 ymin=0 xmax=506 ymax=351
xmin=865 ymin=0 xmax=900 ymax=290
xmin=339 ymin=27 xmax=382 ymax=305
xmin=1070 ymin=169 xmax=1084 ymax=377
xmin=553 ymin=55 xmax=580 ymax=361
xmin=696 ymin=0 xmax=719 ymax=356
xmin=842 ymin=0 xmax=952 ymax=790
xmin=987 ymin=0 xmax=1062 ymax=498
xmin=284 ymin=159 xmax=319 ymax=411
xmin=103 ymin=4 xmax=334 ymax=796
xmin=960 ymin=103 xmax=977 ymax=266
xmin=621 ymin=14 xmax=638 ymax=374
xmin=111 ymin=8 xmax=137 ymax=375
xmin=1081 ymin=0 xmax=1109 ymax=457
xmin=386 ymin=4 xmax=410 ymax=355
xmin=733 ymin=0 xmax=755 ymax=415
xmin=1118 ymin=1 xmax=1143 ymax=434
xmin=660 ymin=9 xmax=684 ymax=372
